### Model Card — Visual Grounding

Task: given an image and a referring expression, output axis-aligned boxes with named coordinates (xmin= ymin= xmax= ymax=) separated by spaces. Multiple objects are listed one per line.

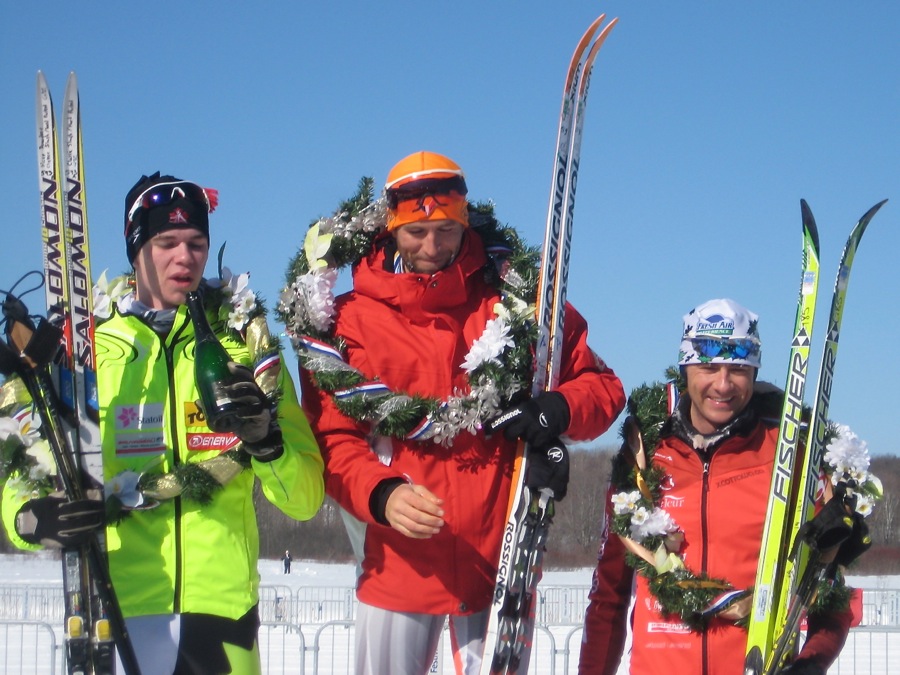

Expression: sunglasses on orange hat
xmin=385 ymin=176 xmax=468 ymax=210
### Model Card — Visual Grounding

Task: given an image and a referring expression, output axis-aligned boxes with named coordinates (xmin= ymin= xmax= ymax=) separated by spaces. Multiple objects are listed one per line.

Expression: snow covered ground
xmin=1 ymin=552 xmax=898 ymax=674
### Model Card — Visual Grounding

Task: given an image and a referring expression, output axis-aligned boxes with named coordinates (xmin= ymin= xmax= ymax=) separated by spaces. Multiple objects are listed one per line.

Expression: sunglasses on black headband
xmin=126 ymin=181 xmax=210 ymax=226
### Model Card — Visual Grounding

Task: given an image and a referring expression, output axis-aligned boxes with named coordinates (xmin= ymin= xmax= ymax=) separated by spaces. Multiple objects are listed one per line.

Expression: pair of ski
xmin=481 ymin=15 xmax=617 ymax=675
xmin=17 ymin=72 xmax=139 ymax=674
xmin=744 ymin=197 xmax=887 ymax=674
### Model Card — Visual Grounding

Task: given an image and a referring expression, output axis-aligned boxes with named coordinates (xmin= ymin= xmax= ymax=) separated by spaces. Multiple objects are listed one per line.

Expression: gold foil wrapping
xmin=143 ymin=454 xmax=245 ymax=500
xmin=245 ymin=315 xmax=280 ymax=398
xmin=0 ymin=377 xmax=29 ymax=409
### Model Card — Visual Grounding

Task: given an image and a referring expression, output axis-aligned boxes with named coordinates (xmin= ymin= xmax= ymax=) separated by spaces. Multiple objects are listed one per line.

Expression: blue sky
xmin=1 ymin=2 xmax=897 ymax=455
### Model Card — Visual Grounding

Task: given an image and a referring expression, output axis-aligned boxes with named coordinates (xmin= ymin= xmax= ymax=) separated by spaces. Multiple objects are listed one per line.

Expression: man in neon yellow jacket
xmin=2 ymin=172 xmax=324 ymax=674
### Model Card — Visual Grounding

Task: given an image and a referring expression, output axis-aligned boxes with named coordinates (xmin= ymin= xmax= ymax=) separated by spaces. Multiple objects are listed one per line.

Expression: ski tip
xmin=565 ymin=15 xmax=607 ymax=90
xmin=799 ymin=199 xmax=820 ymax=251
xmin=861 ymin=198 xmax=888 ymax=224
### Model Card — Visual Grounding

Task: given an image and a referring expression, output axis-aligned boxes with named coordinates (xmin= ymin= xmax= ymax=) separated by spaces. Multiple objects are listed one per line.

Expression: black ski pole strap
xmin=7 ymin=317 xmax=63 ymax=369
xmin=0 ymin=335 xmax=21 ymax=376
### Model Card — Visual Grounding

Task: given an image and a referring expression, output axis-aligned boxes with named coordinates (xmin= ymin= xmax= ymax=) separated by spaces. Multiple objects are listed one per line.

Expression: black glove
xmin=526 ymin=438 xmax=569 ymax=501
xmin=778 ymin=658 xmax=825 ymax=675
xmin=834 ymin=512 xmax=872 ymax=567
xmin=487 ymin=392 xmax=570 ymax=447
xmin=219 ymin=363 xmax=285 ymax=461
xmin=799 ymin=493 xmax=855 ymax=552
xmin=15 ymin=494 xmax=105 ymax=548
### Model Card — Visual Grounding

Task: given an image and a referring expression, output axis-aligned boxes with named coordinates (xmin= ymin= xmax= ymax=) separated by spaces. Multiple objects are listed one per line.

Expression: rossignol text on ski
xmin=481 ymin=15 xmax=617 ymax=675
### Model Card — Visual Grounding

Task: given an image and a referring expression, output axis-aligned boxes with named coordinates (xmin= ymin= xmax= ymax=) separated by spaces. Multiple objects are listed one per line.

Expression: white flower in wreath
xmin=854 ymin=494 xmax=874 ymax=517
xmin=25 ymin=439 xmax=56 ymax=481
xmin=629 ymin=506 xmax=678 ymax=543
xmin=611 ymin=490 xmax=642 ymax=515
xmin=301 ymin=268 xmax=338 ymax=333
xmin=0 ymin=408 xmax=42 ymax=447
xmin=462 ymin=316 xmax=514 ymax=373
xmin=823 ymin=423 xmax=882 ymax=499
xmin=218 ymin=267 xmax=257 ymax=331
xmin=93 ymin=270 xmax=131 ymax=319
xmin=494 ymin=297 xmax=534 ymax=324
xmin=106 ymin=470 xmax=148 ymax=510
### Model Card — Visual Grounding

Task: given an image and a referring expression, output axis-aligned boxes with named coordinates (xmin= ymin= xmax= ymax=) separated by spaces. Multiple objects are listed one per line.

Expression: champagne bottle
xmin=184 ymin=290 xmax=243 ymax=433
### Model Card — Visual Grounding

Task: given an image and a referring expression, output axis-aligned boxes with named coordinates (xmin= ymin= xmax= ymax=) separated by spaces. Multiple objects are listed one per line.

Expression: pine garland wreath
xmin=277 ymin=179 xmax=541 ymax=446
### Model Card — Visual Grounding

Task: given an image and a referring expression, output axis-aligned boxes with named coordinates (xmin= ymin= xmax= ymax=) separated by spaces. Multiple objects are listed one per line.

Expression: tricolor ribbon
xmin=334 ymin=382 xmax=392 ymax=401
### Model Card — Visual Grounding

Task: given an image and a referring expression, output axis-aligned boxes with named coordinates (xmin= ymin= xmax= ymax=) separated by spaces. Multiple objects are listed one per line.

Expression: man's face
xmin=132 ymin=229 xmax=209 ymax=309
xmin=392 ymin=219 xmax=465 ymax=275
xmin=685 ymin=363 xmax=755 ymax=434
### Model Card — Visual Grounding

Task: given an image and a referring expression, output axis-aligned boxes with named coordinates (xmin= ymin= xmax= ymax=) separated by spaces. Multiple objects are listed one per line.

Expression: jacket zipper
xmin=165 ymin=315 xmax=189 ymax=614
xmin=701 ymin=458 xmax=710 ymax=675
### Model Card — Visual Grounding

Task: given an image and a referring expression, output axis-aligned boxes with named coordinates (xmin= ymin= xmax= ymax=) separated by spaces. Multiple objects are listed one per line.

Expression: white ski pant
xmin=355 ymin=601 xmax=489 ymax=675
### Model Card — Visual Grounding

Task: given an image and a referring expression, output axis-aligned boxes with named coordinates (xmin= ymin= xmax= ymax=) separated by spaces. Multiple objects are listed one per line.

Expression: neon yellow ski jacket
xmin=3 ymin=302 xmax=324 ymax=621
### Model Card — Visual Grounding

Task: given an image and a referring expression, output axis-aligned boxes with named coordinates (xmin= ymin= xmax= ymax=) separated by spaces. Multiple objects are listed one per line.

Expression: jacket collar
xmin=351 ymin=228 xmax=490 ymax=317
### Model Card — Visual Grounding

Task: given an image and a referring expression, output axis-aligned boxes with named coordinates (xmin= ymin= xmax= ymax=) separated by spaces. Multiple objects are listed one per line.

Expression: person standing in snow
xmin=3 ymin=171 xmax=325 ymax=675
xmin=298 ymin=150 xmax=626 ymax=675
xmin=579 ymin=298 xmax=871 ymax=675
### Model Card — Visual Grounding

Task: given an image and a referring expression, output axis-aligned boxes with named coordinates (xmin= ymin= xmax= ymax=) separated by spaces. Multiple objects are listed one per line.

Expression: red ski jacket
xmin=579 ymin=395 xmax=851 ymax=675
xmin=301 ymin=228 xmax=625 ymax=615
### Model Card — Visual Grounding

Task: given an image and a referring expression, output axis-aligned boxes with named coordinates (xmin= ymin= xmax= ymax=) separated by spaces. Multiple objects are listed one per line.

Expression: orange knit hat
xmin=385 ymin=151 xmax=469 ymax=230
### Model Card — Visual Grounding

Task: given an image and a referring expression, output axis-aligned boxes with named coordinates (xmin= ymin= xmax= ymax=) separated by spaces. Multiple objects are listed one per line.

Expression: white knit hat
xmin=678 ymin=298 xmax=762 ymax=368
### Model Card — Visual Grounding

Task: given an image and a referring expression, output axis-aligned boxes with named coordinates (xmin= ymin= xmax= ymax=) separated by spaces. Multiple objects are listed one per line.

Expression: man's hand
xmin=218 ymin=362 xmax=270 ymax=442
xmin=15 ymin=494 xmax=105 ymax=548
xmin=486 ymin=391 xmax=570 ymax=447
xmin=205 ymin=363 xmax=283 ymax=459
xmin=384 ymin=484 xmax=445 ymax=539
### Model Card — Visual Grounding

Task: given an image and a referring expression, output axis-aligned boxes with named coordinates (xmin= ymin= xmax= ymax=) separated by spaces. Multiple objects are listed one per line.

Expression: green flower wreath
xmin=610 ymin=369 xmax=869 ymax=631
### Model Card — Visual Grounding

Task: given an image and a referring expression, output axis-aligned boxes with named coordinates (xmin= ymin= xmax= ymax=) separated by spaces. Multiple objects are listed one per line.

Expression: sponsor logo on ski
xmin=806 ymin=345 xmax=837 ymax=504
xmin=773 ymin=352 xmax=807 ymax=502
xmin=65 ymin=176 xmax=96 ymax=369
xmin=493 ymin=523 xmax=516 ymax=603
xmin=542 ymin=153 xmax=568 ymax=332
xmin=40 ymin=175 xmax=67 ymax=313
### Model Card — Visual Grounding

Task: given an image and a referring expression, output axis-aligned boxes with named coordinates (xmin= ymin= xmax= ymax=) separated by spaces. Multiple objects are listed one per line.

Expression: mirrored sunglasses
xmin=692 ymin=338 xmax=760 ymax=360
xmin=386 ymin=176 xmax=468 ymax=210
xmin=126 ymin=181 xmax=210 ymax=225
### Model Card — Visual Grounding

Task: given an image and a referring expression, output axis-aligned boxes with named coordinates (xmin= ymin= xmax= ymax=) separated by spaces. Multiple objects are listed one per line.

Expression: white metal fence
xmin=1 ymin=584 xmax=898 ymax=674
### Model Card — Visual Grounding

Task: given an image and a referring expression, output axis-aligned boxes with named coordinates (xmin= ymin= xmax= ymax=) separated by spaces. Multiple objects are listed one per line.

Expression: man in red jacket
xmin=579 ymin=298 xmax=856 ymax=675
xmin=300 ymin=151 xmax=625 ymax=674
